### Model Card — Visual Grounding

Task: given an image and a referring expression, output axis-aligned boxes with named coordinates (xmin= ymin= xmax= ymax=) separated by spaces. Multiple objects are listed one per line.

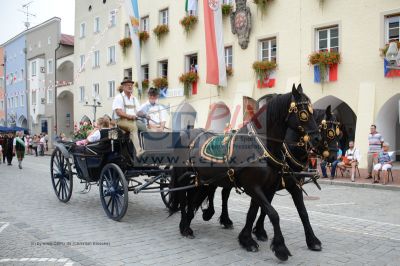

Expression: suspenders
xmin=121 ymin=93 xmax=137 ymax=114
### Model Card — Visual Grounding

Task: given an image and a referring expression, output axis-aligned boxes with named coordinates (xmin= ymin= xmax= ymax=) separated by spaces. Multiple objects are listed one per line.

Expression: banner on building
xmin=384 ymin=59 xmax=400 ymax=78
xmin=203 ymin=0 xmax=227 ymax=87
xmin=314 ymin=64 xmax=338 ymax=83
xmin=124 ymin=0 xmax=142 ymax=97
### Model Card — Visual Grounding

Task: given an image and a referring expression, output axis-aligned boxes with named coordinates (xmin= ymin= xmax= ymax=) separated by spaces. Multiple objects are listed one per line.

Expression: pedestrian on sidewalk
xmin=32 ymin=135 xmax=38 ymax=156
xmin=0 ymin=142 xmax=3 ymax=165
xmin=372 ymin=142 xmax=393 ymax=185
xmin=337 ymin=141 xmax=361 ymax=182
xmin=4 ymin=132 xmax=14 ymax=165
xmin=320 ymin=146 xmax=343 ymax=179
xmin=366 ymin=125 xmax=384 ymax=179
xmin=13 ymin=131 xmax=26 ymax=169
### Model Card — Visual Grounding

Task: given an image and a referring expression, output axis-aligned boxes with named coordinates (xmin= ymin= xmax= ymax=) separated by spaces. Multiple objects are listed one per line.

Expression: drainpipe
xmin=24 ymin=43 xmax=29 ymax=131
xmin=3 ymin=54 xmax=6 ymax=126
xmin=55 ymin=42 xmax=61 ymax=136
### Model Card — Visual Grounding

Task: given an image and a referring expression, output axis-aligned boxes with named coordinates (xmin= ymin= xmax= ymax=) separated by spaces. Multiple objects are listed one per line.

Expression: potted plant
xmin=135 ymin=79 xmax=150 ymax=94
xmin=226 ymin=66 xmax=233 ymax=77
xmin=252 ymin=60 xmax=277 ymax=82
xmin=222 ymin=4 xmax=233 ymax=17
xmin=179 ymin=72 xmax=199 ymax=97
xmin=253 ymin=0 xmax=273 ymax=13
xmin=153 ymin=25 xmax=169 ymax=41
xmin=152 ymin=77 xmax=168 ymax=89
xmin=139 ymin=31 xmax=150 ymax=44
xmin=118 ymin=37 xmax=132 ymax=54
xmin=308 ymin=50 xmax=341 ymax=83
xmin=180 ymin=15 xmax=198 ymax=34
xmin=73 ymin=122 xmax=94 ymax=140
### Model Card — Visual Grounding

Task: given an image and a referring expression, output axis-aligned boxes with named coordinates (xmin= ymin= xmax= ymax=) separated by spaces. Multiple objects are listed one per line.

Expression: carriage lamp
xmin=385 ymin=42 xmax=400 ymax=70
xmin=108 ymin=129 xmax=119 ymax=140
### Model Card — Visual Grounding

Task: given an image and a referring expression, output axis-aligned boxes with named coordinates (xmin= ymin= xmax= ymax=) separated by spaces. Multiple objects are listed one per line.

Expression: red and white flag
xmin=257 ymin=71 xmax=276 ymax=88
xmin=203 ymin=0 xmax=227 ymax=87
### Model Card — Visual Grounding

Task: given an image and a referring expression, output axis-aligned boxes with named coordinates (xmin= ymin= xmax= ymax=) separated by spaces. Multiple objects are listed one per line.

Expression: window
xmin=47 ymin=59 xmax=53 ymax=74
xmin=108 ymin=81 xmax=115 ymax=98
xmin=160 ymin=9 xmax=169 ymax=25
xmin=93 ymin=50 xmax=100 ymax=68
xmin=141 ymin=16 xmax=149 ymax=32
xmin=14 ymin=97 xmax=18 ymax=108
xmin=108 ymin=46 xmax=116 ymax=64
xmin=124 ymin=68 xmax=133 ymax=80
xmin=259 ymin=38 xmax=277 ymax=62
xmin=20 ymin=69 xmax=24 ymax=81
xmin=109 ymin=10 xmax=116 ymax=27
xmin=185 ymin=54 xmax=198 ymax=72
xmin=386 ymin=15 xmax=400 ymax=43
xmin=7 ymin=98 xmax=10 ymax=108
xmin=141 ymin=64 xmax=149 ymax=80
xmin=32 ymin=61 xmax=37 ymax=76
xmin=222 ymin=0 xmax=233 ymax=4
xmin=48 ymin=89 xmax=53 ymax=104
xmin=186 ymin=0 xmax=198 ymax=16
xmin=224 ymin=46 xmax=233 ymax=68
xmin=79 ymin=86 xmax=85 ymax=102
xmin=20 ymin=95 xmax=24 ymax=107
xmin=316 ymin=26 xmax=339 ymax=52
xmin=93 ymin=83 xmax=100 ymax=98
xmin=94 ymin=17 xmax=100 ymax=33
xmin=32 ymin=91 xmax=37 ymax=105
xmin=80 ymin=22 xmax=86 ymax=38
xmin=48 ymin=36 xmax=51 ymax=45
xmin=0 ymin=77 xmax=3 ymax=85
xmin=159 ymin=60 xmax=168 ymax=78
xmin=80 ymin=55 xmax=85 ymax=71
xmin=124 ymin=23 xmax=131 ymax=38
xmin=0 ymin=100 xmax=3 ymax=110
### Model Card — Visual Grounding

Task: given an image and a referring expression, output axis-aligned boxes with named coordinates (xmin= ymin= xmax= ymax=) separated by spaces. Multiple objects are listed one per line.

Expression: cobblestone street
xmin=1 ymin=155 xmax=400 ymax=265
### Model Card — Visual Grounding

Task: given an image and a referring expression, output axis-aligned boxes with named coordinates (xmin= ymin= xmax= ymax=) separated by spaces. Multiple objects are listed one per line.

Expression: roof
xmin=60 ymin=34 xmax=74 ymax=46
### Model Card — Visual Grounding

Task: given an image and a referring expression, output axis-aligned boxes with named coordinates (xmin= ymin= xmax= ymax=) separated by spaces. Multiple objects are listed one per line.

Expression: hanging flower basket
xmin=222 ymin=4 xmax=233 ymax=17
xmin=152 ymin=77 xmax=168 ymax=89
xmin=139 ymin=31 xmax=149 ymax=44
xmin=253 ymin=0 xmax=273 ymax=13
xmin=180 ymin=15 xmax=198 ymax=35
xmin=308 ymin=50 xmax=341 ymax=83
xmin=135 ymin=79 xmax=149 ymax=91
xmin=153 ymin=25 xmax=169 ymax=41
xmin=118 ymin=37 xmax=132 ymax=54
xmin=380 ymin=41 xmax=400 ymax=57
xmin=252 ymin=60 xmax=277 ymax=81
xmin=179 ymin=72 xmax=199 ymax=97
xmin=226 ymin=66 xmax=233 ymax=77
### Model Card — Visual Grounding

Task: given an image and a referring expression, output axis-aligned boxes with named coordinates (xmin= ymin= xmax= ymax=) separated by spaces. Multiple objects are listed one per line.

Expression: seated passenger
xmin=137 ymin=87 xmax=168 ymax=132
xmin=76 ymin=116 xmax=110 ymax=145
xmin=373 ymin=142 xmax=393 ymax=185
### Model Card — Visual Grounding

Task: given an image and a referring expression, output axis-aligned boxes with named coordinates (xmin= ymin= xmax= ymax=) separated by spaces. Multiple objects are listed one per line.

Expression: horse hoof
xmin=252 ymin=228 xmax=268 ymax=242
xmin=307 ymin=242 xmax=322 ymax=251
xmin=239 ymin=237 xmax=259 ymax=252
xmin=202 ymin=208 xmax=215 ymax=221
xmin=246 ymin=245 xmax=259 ymax=252
xmin=222 ymin=223 xmax=234 ymax=229
xmin=271 ymin=242 xmax=292 ymax=262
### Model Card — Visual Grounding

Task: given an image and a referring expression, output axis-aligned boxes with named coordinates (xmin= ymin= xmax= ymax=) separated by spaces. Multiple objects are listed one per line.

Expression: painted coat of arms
xmin=230 ymin=0 xmax=252 ymax=49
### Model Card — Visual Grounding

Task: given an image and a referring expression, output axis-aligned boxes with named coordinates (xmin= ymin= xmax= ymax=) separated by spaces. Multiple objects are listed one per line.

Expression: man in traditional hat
xmin=112 ymin=77 xmax=141 ymax=154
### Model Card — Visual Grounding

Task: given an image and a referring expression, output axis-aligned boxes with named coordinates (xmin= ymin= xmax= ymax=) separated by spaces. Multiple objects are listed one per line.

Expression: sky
xmin=0 ymin=0 xmax=75 ymax=44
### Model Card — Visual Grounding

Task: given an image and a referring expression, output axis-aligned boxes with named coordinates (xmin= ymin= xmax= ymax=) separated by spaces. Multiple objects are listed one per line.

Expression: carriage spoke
xmin=114 ymin=196 xmax=120 ymax=215
xmin=110 ymin=196 xmax=115 ymax=216
xmin=106 ymin=195 xmax=112 ymax=208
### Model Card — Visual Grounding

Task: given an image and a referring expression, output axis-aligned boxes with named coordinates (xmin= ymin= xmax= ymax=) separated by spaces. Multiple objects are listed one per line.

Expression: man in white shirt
xmin=112 ymin=77 xmax=141 ymax=152
xmin=138 ymin=87 xmax=168 ymax=132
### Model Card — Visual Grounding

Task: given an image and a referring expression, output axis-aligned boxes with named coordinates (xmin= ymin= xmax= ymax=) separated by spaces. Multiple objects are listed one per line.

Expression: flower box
xmin=180 ymin=15 xmax=198 ymax=34
xmin=308 ymin=50 xmax=341 ymax=83
xmin=179 ymin=72 xmax=199 ymax=97
xmin=153 ymin=25 xmax=169 ymax=41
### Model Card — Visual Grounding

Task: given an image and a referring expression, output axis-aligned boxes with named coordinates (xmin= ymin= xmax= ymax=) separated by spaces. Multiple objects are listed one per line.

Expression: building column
xmin=354 ymin=82 xmax=376 ymax=168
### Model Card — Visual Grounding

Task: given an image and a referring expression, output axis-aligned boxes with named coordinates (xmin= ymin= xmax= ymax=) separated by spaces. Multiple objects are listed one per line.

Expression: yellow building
xmin=74 ymin=0 xmax=400 ymax=167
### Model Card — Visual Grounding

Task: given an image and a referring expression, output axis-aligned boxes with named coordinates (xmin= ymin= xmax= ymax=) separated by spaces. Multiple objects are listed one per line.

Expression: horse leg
xmin=252 ymin=192 xmax=275 ymax=241
xmin=202 ymin=186 xmax=216 ymax=221
xmin=238 ymin=199 xmax=260 ymax=252
xmin=287 ymin=186 xmax=321 ymax=251
xmin=246 ymin=186 xmax=291 ymax=261
xmin=219 ymin=186 xmax=233 ymax=229
xmin=179 ymin=190 xmax=195 ymax=239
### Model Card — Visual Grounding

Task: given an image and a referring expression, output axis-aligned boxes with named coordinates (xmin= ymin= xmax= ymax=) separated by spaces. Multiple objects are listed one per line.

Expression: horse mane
xmin=312 ymin=109 xmax=326 ymax=124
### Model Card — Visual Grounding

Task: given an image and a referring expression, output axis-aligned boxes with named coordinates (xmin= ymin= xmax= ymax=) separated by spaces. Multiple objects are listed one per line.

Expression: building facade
xmin=74 ymin=0 xmax=400 ymax=167
xmin=26 ymin=17 xmax=74 ymax=143
xmin=0 ymin=47 xmax=5 ymax=126
xmin=3 ymin=34 xmax=28 ymax=128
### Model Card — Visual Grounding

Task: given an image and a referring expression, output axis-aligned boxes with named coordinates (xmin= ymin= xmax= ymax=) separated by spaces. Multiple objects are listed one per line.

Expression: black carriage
xmin=50 ymin=128 xmax=182 ymax=221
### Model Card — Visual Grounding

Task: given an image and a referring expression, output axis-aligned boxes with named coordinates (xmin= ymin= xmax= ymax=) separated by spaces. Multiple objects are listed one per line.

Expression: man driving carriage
xmin=112 ymin=77 xmax=141 ymax=153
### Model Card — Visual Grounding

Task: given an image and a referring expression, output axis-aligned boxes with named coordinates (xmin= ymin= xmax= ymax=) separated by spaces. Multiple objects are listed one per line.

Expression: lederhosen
xmin=15 ymin=137 xmax=26 ymax=160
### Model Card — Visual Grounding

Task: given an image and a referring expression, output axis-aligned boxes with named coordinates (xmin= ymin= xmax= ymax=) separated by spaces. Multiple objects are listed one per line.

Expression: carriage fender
xmin=54 ymin=143 xmax=71 ymax=159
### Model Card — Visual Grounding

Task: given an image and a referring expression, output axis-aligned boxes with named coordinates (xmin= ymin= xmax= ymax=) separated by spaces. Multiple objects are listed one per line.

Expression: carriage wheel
xmin=50 ymin=147 xmax=73 ymax=203
xmin=160 ymin=173 xmax=174 ymax=210
xmin=99 ymin=163 xmax=128 ymax=221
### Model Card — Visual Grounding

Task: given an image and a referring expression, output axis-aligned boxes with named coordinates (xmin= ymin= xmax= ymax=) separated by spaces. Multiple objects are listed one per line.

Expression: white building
xmin=74 ymin=0 xmax=400 ymax=167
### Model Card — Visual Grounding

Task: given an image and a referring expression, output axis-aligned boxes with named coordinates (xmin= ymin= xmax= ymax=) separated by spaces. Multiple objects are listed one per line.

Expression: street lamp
xmin=84 ymin=96 xmax=102 ymax=122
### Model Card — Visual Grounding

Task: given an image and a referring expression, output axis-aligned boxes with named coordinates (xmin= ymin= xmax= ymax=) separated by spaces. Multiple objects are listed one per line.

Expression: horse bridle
xmin=285 ymin=98 xmax=319 ymax=148
xmin=317 ymin=114 xmax=341 ymax=158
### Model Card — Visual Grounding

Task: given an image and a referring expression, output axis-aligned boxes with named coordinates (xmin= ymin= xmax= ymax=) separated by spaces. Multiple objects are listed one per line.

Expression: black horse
xmin=198 ymin=103 xmax=341 ymax=254
xmin=170 ymin=85 xmax=322 ymax=261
